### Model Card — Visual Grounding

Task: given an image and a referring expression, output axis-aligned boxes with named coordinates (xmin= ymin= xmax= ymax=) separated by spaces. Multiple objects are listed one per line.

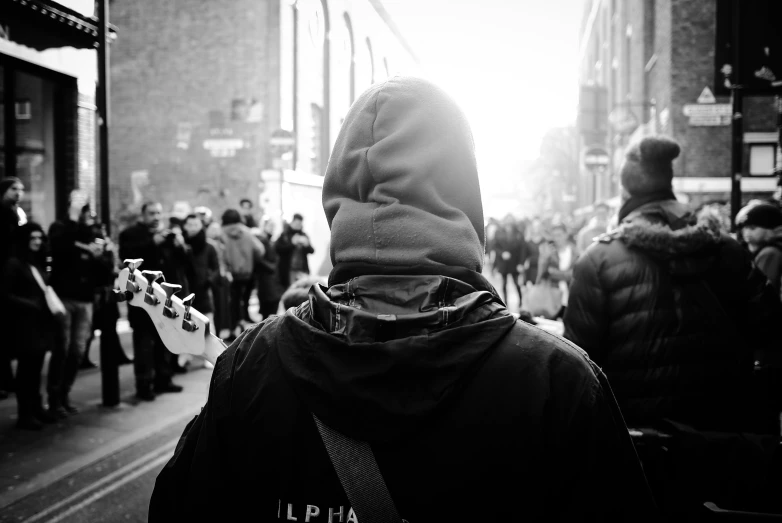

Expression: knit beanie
xmin=322 ymin=76 xmax=485 ymax=273
xmin=620 ymin=136 xmax=681 ymax=196
xmin=221 ymin=208 xmax=242 ymax=226
xmin=0 ymin=177 xmax=23 ymax=199
xmin=741 ymin=203 xmax=782 ymax=230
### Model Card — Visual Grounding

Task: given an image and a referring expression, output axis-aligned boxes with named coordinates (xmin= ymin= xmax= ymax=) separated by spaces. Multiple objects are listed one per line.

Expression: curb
xmin=0 ymin=405 xmax=199 ymax=511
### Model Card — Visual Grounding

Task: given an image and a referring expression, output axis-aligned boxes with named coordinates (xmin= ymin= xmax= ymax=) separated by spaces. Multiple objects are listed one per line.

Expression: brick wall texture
xmin=109 ymin=0 xmax=276 ymax=231
xmin=580 ymin=0 xmax=778 ymax=207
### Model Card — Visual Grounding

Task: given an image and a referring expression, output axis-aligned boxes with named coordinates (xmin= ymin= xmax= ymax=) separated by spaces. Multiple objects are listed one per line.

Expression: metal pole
xmin=729 ymin=0 xmax=743 ymax=231
xmin=97 ymin=0 xmax=119 ymax=408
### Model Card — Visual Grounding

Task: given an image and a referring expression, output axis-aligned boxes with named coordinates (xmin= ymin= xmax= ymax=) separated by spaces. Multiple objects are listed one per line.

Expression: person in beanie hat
xmin=150 ymin=77 xmax=660 ymax=522
xmin=565 ymin=136 xmax=782 ymax=516
xmin=738 ymin=202 xmax=782 ymax=299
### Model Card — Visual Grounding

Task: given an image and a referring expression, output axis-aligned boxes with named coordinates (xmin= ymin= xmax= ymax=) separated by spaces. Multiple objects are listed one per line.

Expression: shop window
xmin=15 ymin=71 xmax=57 ymax=226
xmin=749 ymin=144 xmax=776 ymax=176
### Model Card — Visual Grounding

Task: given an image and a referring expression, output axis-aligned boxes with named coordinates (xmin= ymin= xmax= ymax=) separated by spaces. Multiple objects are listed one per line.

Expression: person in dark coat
xmin=183 ymin=214 xmax=219 ymax=321
xmin=491 ymin=214 xmax=524 ymax=306
xmin=119 ymin=202 xmax=186 ymax=400
xmin=150 ymin=77 xmax=658 ymax=522
xmin=0 ymin=177 xmax=25 ymax=399
xmin=738 ymin=202 xmax=782 ymax=300
xmin=564 ymin=135 xmax=782 ymax=517
xmin=255 ymin=216 xmax=283 ymax=318
xmin=46 ymin=191 xmax=115 ymax=416
xmin=1 ymin=222 xmax=59 ymax=429
xmin=274 ymin=214 xmax=314 ymax=289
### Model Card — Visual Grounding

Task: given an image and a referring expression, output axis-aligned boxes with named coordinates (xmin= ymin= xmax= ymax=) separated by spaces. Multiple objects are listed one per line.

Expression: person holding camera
xmin=274 ymin=213 xmax=314 ymax=289
xmin=119 ymin=202 xmax=187 ymax=401
xmin=46 ymin=191 xmax=116 ymax=417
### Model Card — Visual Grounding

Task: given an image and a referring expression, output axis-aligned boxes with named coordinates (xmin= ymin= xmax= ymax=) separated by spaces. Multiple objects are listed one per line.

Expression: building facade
xmin=577 ymin=0 xmax=779 ymax=211
xmin=0 ymin=0 xmax=104 ymax=228
xmin=109 ymin=0 xmax=417 ymax=273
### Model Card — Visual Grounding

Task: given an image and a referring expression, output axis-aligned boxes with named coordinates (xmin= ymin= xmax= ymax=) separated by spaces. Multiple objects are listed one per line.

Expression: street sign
xmin=689 ymin=115 xmax=731 ymax=126
xmin=203 ymin=138 xmax=244 ymax=157
xmin=584 ymin=146 xmax=610 ymax=169
xmin=683 ymin=104 xmax=732 ymax=117
xmin=697 ymin=87 xmax=717 ymax=104
xmin=269 ymin=129 xmax=295 ymax=148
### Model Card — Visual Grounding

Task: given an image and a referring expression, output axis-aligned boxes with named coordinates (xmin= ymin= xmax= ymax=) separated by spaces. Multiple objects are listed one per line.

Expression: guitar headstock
xmin=115 ymin=259 xmax=225 ymax=365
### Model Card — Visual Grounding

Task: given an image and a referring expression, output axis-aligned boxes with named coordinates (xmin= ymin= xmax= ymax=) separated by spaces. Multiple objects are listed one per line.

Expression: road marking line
xmin=22 ymin=439 xmax=178 ymax=523
xmin=42 ymin=453 xmax=171 ymax=523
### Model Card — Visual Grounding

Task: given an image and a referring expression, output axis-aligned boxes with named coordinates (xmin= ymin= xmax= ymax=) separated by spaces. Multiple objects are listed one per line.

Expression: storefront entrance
xmin=1 ymin=56 xmax=78 ymax=227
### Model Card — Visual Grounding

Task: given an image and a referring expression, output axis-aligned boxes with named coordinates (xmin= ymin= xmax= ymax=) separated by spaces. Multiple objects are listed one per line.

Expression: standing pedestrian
xmin=491 ymin=214 xmax=524 ymax=307
xmin=46 ymin=190 xmax=114 ymax=416
xmin=2 ymin=223 xmax=59 ymax=429
xmin=220 ymin=209 xmax=264 ymax=337
xmin=119 ymin=202 xmax=185 ymax=401
xmin=576 ymin=201 xmax=610 ymax=255
xmin=183 ymin=214 xmax=220 ymax=323
xmin=255 ymin=216 xmax=283 ymax=319
xmin=274 ymin=213 xmax=314 ymax=289
xmin=737 ymin=203 xmax=782 ymax=300
xmin=564 ymin=136 xmax=781 ymax=433
xmin=0 ymin=177 xmax=26 ymax=400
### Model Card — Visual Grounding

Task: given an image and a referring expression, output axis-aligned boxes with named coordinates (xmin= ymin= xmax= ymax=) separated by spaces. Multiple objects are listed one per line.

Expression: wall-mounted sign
xmin=683 ymin=103 xmax=731 ymax=127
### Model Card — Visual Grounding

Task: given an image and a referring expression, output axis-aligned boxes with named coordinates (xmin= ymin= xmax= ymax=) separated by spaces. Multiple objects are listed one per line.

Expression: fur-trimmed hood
xmin=614 ymin=199 xmax=723 ymax=274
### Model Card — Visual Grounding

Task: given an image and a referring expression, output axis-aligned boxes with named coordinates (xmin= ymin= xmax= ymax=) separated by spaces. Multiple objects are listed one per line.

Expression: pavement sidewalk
xmin=0 ymin=326 xmax=212 ymax=510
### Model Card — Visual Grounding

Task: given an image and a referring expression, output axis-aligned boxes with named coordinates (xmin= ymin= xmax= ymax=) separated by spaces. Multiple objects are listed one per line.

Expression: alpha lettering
xmin=329 ymin=506 xmax=344 ymax=523
xmin=346 ymin=508 xmax=358 ymax=523
xmin=287 ymin=503 xmax=298 ymax=521
xmin=305 ymin=505 xmax=321 ymax=522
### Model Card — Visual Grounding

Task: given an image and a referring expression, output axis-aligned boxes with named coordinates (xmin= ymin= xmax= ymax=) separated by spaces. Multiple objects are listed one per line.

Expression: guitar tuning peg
xmin=181 ymin=293 xmax=199 ymax=332
xmin=123 ymin=259 xmax=144 ymax=292
xmin=160 ymin=283 xmax=182 ymax=319
xmin=111 ymin=289 xmax=132 ymax=303
xmin=123 ymin=258 xmax=144 ymax=273
xmin=140 ymin=270 xmax=164 ymax=305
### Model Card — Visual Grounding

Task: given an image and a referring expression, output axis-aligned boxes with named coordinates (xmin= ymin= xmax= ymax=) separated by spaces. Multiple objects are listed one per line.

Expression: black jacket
xmin=48 ymin=219 xmax=112 ymax=302
xmin=119 ymin=222 xmax=190 ymax=325
xmin=564 ymin=200 xmax=781 ymax=433
xmin=257 ymin=233 xmax=283 ymax=303
xmin=150 ymin=268 xmax=658 ymax=521
xmin=275 ymin=226 xmax=314 ymax=287
xmin=1 ymin=257 xmax=55 ymax=354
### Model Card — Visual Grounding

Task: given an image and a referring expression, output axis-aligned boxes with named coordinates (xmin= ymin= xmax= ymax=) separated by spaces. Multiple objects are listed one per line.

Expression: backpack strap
xmin=312 ymin=414 xmax=402 ymax=523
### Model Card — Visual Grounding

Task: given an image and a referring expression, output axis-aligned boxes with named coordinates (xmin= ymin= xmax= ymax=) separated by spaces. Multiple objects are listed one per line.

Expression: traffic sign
xmin=584 ymin=146 xmax=610 ymax=169
xmin=697 ymin=87 xmax=717 ymax=104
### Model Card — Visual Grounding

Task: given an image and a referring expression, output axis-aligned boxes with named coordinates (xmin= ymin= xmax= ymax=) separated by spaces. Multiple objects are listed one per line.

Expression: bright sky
xmin=382 ymin=0 xmax=583 ymax=205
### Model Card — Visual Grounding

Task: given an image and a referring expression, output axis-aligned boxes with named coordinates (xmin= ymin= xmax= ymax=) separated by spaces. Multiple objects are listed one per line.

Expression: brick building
xmin=109 ymin=0 xmax=417 ymax=272
xmin=1 ymin=0 xmax=105 ymax=227
xmin=577 ymin=0 xmax=779 ymax=211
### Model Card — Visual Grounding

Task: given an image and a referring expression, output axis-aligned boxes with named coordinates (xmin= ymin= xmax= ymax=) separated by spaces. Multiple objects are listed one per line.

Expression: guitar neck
xmin=202 ymin=333 xmax=227 ymax=366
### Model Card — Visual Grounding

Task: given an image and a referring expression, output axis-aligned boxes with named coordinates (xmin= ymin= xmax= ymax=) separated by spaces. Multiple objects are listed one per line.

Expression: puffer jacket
xmin=221 ymin=222 xmax=265 ymax=281
xmin=564 ymin=199 xmax=781 ymax=433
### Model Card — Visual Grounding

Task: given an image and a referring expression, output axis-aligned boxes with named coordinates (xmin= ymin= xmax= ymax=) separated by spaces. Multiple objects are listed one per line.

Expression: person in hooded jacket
xmin=737 ymin=202 xmax=782 ymax=301
xmin=564 ymin=136 xmax=782 ymax=517
xmin=149 ymin=77 xmax=658 ymax=522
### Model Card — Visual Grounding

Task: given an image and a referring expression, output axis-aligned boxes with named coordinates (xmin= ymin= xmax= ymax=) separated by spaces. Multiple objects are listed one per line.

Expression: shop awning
xmin=0 ymin=0 xmax=116 ymax=51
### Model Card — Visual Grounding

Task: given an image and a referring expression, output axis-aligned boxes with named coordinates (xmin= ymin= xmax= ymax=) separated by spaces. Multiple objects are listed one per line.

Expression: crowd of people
xmin=0 ymin=177 xmax=318 ymax=429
